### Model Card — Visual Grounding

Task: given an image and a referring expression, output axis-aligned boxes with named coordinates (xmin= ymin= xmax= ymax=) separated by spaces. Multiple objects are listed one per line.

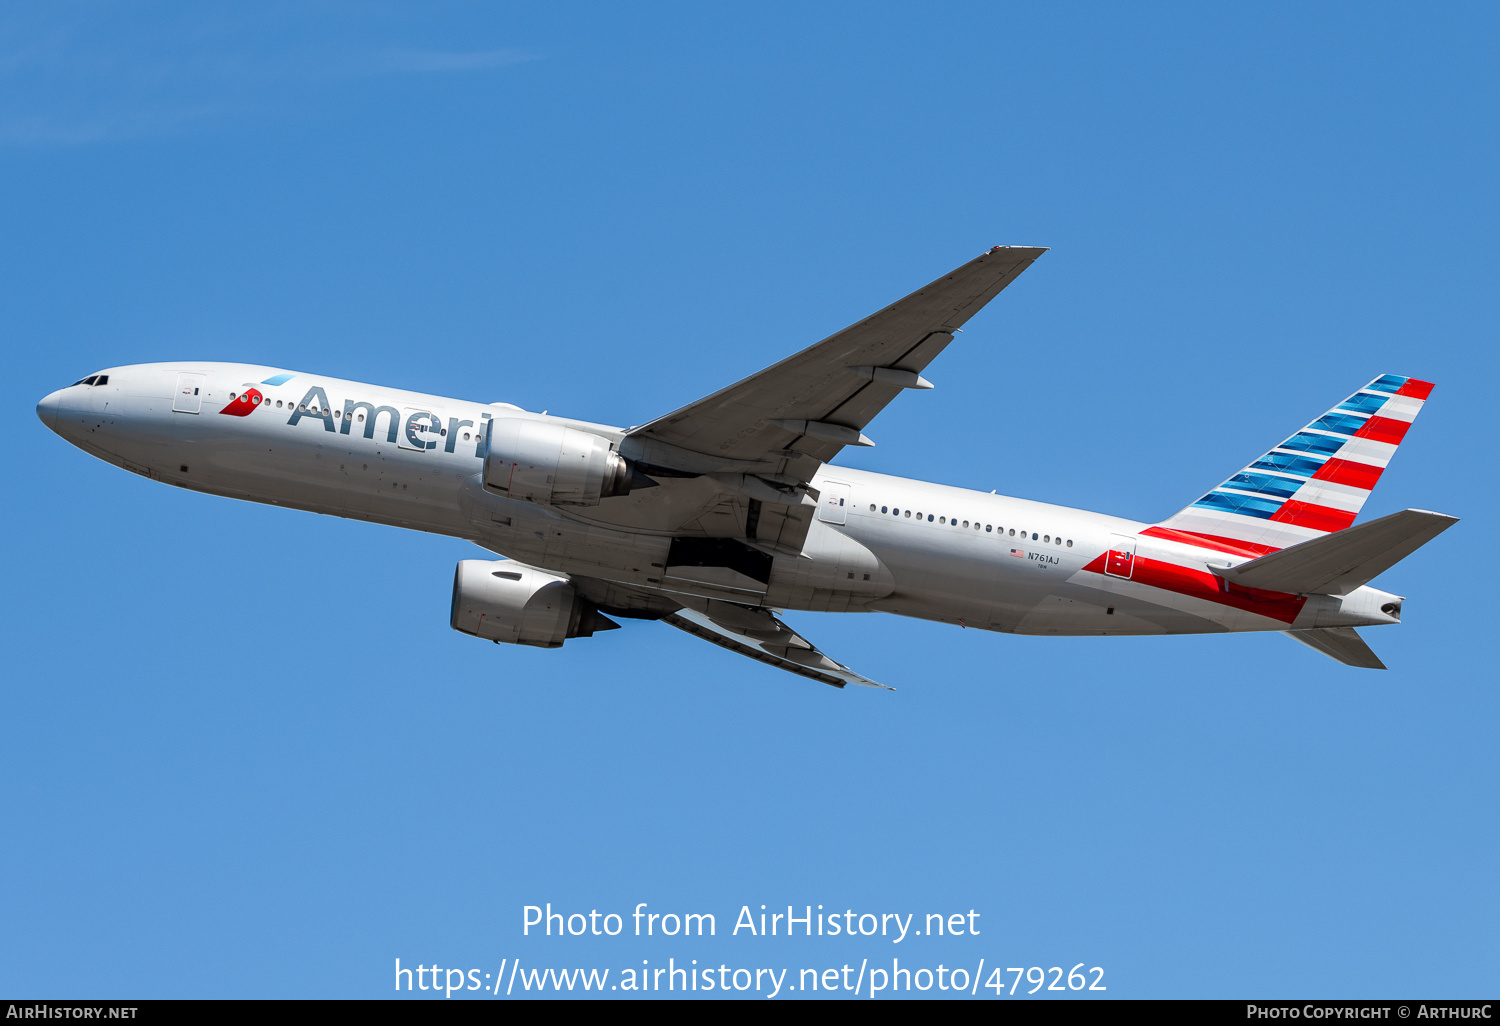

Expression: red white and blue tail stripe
xmin=1148 ymin=374 xmax=1434 ymax=556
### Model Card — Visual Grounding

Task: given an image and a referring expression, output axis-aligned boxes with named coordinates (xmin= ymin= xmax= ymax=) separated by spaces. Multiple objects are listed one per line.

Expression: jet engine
xmin=483 ymin=418 xmax=643 ymax=506
xmin=450 ymin=559 xmax=619 ymax=649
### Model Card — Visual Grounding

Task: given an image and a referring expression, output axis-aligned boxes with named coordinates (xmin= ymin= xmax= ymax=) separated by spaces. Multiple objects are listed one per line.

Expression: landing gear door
xmin=172 ymin=373 xmax=206 ymax=414
xmin=1104 ymin=534 xmax=1136 ymax=579
xmin=818 ymin=481 xmax=850 ymax=525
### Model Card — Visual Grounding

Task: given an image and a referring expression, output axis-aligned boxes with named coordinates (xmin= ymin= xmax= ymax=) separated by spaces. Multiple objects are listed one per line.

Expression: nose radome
xmin=36 ymin=389 xmax=64 ymax=431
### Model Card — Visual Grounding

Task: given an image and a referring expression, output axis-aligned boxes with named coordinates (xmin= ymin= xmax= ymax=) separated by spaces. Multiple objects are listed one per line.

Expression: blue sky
xmin=2 ymin=2 xmax=1496 ymax=999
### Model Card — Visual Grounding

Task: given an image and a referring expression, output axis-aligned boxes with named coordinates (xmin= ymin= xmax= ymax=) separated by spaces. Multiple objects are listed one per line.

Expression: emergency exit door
xmin=818 ymin=481 xmax=850 ymax=525
xmin=1104 ymin=534 xmax=1136 ymax=578
xmin=172 ymin=372 xmax=206 ymax=414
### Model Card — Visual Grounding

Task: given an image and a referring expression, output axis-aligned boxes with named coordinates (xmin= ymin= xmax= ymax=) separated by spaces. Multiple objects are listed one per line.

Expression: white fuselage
xmin=37 ymin=362 xmax=1401 ymax=638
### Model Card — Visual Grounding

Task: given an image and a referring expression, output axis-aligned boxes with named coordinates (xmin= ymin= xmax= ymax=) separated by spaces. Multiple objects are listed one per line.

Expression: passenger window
xmin=904 ymin=510 xmax=911 ymax=518
xmin=1067 ymin=539 xmax=1073 ymax=547
xmin=962 ymin=521 xmax=969 ymax=528
xmin=985 ymin=525 xmax=992 ymax=532
xmin=1044 ymin=535 xmax=1050 ymax=543
xmin=869 ymin=504 xmax=876 ymax=511
xmin=939 ymin=517 xmax=946 ymax=524
xmin=1032 ymin=532 xmax=1038 ymax=540
xmin=881 ymin=506 xmax=888 ymax=513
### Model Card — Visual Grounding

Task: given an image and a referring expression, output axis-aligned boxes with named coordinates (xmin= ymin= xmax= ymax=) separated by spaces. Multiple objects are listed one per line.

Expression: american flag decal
xmin=1009 ymin=548 xmax=1025 ymax=558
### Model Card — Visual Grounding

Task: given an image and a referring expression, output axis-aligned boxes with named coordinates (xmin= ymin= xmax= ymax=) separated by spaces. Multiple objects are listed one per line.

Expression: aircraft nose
xmin=36 ymin=389 xmax=65 ymax=431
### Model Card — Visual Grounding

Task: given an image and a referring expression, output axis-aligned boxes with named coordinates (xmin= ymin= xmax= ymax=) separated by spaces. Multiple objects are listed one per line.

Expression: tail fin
xmin=1149 ymin=374 xmax=1435 ymax=555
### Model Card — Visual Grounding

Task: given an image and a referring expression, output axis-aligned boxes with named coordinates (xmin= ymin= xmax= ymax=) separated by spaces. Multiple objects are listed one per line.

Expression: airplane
xmin=36 ymin=246 xmax=1457 ymax=688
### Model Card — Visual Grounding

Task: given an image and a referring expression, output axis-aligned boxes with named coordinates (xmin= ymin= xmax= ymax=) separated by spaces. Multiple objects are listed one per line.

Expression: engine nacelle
xmin=483 ymin=418 xmax=632 ymax=506
xmin=450 ymin=559 xmax=618 ymax=649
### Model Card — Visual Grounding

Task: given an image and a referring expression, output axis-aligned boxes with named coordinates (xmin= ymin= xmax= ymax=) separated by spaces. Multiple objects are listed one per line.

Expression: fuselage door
xmin=1104 ymin=534 xmax=1136 ymax=579
xmin=172 ymin=372 xmax=206 ymax=414
xmin=818 ymin=481 xmax=850 ymax=525
xmin=399 ymin=408 xmax=443 ymax=452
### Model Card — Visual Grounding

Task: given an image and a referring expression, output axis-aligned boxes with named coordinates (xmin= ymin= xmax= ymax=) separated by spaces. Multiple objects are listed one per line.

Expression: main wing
xmin=626 ymin=245 xmax=1046 ymax=471
xmin=663 ymin=603 xmax=891 ymax=690
xmin=561 ymin=247 xmax=1045 ymax=594
xmin=568 ymin=574 xmax=889 ymax=689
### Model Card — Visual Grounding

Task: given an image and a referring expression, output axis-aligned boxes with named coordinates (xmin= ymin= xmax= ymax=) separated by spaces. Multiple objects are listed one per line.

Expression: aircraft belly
xmin=1057 ymin=566 xmax=1297 ymax=635
xmin=1010 ymin=586 xmax=1213 ymax=636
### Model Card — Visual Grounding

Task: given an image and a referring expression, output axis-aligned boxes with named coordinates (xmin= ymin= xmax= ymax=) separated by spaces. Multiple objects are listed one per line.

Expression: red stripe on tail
xmin=1395 ymin=379 xmax=1435 ymax=400
xmin=1270 ymin=499 xmax=1357 ymax=532
xmin=1312 ymin=458 xmax=1382 ymax=490
xmin=1138 ymin=527 xmax=1282 ymax=558
xmin=1355 ymin=416 xmax=1411 ymax=445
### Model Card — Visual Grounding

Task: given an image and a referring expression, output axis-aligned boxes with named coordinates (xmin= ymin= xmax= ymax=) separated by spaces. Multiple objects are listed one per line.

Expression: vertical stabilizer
xmin=1148 ymin=375 xmax=1434 ymax=556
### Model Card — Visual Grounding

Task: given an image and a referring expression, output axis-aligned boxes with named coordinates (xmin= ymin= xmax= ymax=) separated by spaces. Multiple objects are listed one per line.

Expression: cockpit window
xmin=70 ymin=374 xmax=107 ymax=386
xmin=95 ymin=374 xmax=108 ymax=385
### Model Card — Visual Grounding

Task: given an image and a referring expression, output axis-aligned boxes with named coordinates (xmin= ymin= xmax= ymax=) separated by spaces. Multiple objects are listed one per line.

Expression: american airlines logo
xmin=280 ymin=384 xmax=491 ymax=456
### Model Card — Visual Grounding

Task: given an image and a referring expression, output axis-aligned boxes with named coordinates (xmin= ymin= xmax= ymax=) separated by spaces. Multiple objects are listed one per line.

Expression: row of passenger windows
xmin=225 ymin=393 xmax=479 ymax=441
xmin=869 ymin=503 xmax=1073 ymax=547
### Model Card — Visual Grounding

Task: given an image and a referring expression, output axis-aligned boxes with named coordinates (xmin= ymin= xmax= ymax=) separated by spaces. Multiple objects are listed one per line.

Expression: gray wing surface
xmin=568 ymin=577 xmax=889 ymax=689
xmin=664 ymin=605 xmax=890 ymax=690
xmin=626 ymin=246 xmax=1046 ymax=470
xmin=1282 ymin=627 xmax=1387 ymax=669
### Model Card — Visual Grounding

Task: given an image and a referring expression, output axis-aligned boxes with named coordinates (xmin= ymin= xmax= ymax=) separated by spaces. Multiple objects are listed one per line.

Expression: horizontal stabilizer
xmin=1282 ymin=627 xmax=1386 ymax=669
xmin=1214 ymin=508 xmax=1457 ymax=595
